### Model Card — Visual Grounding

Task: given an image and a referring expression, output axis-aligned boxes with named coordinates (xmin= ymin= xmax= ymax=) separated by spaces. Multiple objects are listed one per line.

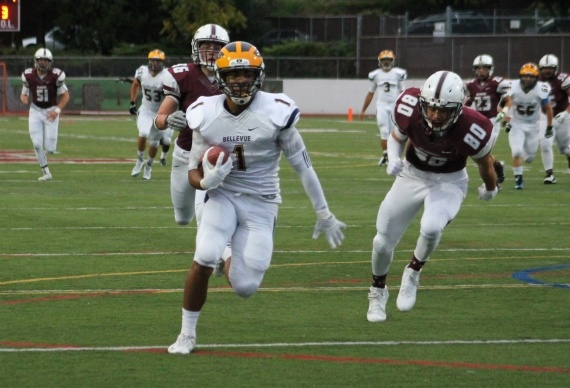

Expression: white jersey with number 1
xmin=187 ymin=92 xmax=306 ymax=202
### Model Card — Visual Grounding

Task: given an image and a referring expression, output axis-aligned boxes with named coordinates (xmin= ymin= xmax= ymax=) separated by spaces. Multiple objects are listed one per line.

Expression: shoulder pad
xmin=186 ymin=97 xmax=207 ymax=130
xmin=267 ymin=93 xmax=300 ymax=129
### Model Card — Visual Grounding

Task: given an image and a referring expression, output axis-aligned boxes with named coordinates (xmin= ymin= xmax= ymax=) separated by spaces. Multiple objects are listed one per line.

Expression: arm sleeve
xmin=387 ymin=132 xmax=406 ymax=161
xmin=287 ymin=148 xmax=328 ymax=213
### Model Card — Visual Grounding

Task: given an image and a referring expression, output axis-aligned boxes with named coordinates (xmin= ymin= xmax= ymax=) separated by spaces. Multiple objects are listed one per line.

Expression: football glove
xmin=165 ymin=111 xmax=187 ymax=131
xmin=545 ymin=125 xmax=554 ymax=139
xmin=386 ymin=159 xmax=404 ymax=176
xmin=313 ymin=210 xmax=346 ymax=249
xmin=502 ymin=122 xmax=511 ymax=133
xmin=200 ymin=151 xmax=232 ymax=190
xmin=129 ymin=101 xmax=137 ymax=115
xmin=495 ymin=112 xmax=505 ymax=123
xmin=478 ymin=184 xmax=498 ymax=201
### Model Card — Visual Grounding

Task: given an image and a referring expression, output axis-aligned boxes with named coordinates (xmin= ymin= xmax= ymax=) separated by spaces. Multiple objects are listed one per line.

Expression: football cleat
xmin=143 ymin=164 xmax=152 ymax=180
xmin=38 ymin=173 xmax=52 ymax=181
xmin=396 ymin=267 xmax=421 ymax=312
xmin=131 ymin=160 xmax=144 ymax=177
xmin=160 ymin=158 xmax=167 ymax=166
xmin=367 ymin=286 xmax=389 ymax=322
xmin=168 ymin=333 xmax=196 ymax=355
xmin=543 ymin=174 xmax=557 ymax=184
xmin=515 ymin=175 xmax=524 ymax=190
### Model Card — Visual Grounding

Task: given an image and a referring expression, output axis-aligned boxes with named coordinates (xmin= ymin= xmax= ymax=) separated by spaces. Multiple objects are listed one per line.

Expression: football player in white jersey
xmin=167 ymin=41 xmax=346 ymax=355
xmin=500 ymin=63 xmax=553 ymax=189
xmin=359 ymin=50 xmax=407 ymax=166
xmin=129 ymin=49 xmax=172 ymax=180
xmin=20 ymin=48 xmax=70 ymax=181
xmin=538 ymin=54 xmax=570 ymax=175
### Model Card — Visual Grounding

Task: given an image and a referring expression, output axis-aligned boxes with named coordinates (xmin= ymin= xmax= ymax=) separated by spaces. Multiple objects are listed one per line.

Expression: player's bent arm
xmin=57 ymin=90 xmax=70 ymax=111
xmin=154 ymin=96 xmax=180 ymax=130
xmin=187 ymin=130 xmax=210 ymax=190
xmin=542 ymin=102 xmax=553 ymax=126
xmin=473 ymin=152 xmax=497 ymax=191
xmin=130 ymin=80 xmax=140 ymax=103
xmin=387 ymin=131 xmax=406 ymax=160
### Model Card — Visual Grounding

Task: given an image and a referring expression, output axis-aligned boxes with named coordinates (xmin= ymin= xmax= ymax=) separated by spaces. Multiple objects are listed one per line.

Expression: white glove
xmin=478 ymin=184 xmax=498 ymax=201
xmin=386 ymin=159 xmax=404 ymax=176
xmin=200 ymin=151 xmax=232 ymax=190
xmin=165 ymin=111 xmax=187 ymax=131
xmin=555 ymin=111 xmax=568 ymax=124
xmin=313 ymin=209 xmax=346 ymax=249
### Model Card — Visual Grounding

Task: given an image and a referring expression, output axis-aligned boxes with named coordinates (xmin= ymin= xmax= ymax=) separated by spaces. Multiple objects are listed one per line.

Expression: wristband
xmin=54 ymin=107 xmax=61 ymax=114
xmin=501 ymin=106 xmax=509 ymax=116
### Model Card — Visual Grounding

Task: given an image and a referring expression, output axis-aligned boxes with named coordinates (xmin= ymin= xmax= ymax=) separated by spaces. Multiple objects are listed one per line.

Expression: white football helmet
xmin=472 ymin=54 xmax=494 ymax=76
xmin=191 ymin=24 xmax=230 ymax=71
xmin=539 ymin=54 xmax=558 ymax=70
xmin=419 ymin=71 xmax=466 ymax=137
xmin=34 ymin=48 xmax=53 ymax=72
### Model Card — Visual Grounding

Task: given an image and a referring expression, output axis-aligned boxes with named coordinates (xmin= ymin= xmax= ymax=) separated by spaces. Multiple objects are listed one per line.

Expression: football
xmin=204 ymin=146 xmax=229 ymax=165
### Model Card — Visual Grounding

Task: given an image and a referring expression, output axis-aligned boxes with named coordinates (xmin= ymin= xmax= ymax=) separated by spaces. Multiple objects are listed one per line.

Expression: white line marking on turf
xmin=1 ymin=338 xmax=569 ymax=352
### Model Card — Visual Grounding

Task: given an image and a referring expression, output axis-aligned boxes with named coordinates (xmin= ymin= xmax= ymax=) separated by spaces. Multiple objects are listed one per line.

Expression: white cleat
xmin=38 ymin=173 xmax=52 ymax=181
xmin=168 ymin=333 xmax=196 ymax=355
xmin=367 ymin=286 xmax=389 ymax=322
xmin=543 ymin=175 xmax=557 ymax=184
xmin=143 ymin=165 xmax=152 ymax=180
xmin=131 ymin=160 xmax=144 ymax=177
xmin=396 ymin=267 xmax=421 ymax=312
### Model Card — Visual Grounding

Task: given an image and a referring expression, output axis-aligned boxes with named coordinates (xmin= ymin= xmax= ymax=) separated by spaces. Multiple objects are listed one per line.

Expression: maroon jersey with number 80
xmin=392 ymin=88 xmax=494 ymax=173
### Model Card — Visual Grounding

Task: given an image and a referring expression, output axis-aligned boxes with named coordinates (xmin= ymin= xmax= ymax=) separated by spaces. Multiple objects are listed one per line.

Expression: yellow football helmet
xmin=378 ymin=50 xmax=395 ymax=70
xmin=215 ymin=41 xmax=265 ymax=105
xmin=148 ymin=49 xmax=166 ymax=72
xmin=519 ymin=62 xmax=539 ymax=91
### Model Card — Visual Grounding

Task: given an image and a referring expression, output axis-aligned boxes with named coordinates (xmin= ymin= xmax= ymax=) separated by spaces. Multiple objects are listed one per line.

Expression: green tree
xmin=159 ymin=0 xmax=247 ymax=41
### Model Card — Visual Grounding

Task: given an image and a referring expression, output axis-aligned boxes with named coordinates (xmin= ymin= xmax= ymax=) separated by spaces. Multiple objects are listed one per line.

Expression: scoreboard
xmin=0 ymin=0 xmax=19 ymax=32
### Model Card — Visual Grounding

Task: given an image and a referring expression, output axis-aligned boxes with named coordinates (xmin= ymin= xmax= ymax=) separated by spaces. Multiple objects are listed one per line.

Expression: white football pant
xmin=28 ymin=107 xmax=59 ymax=167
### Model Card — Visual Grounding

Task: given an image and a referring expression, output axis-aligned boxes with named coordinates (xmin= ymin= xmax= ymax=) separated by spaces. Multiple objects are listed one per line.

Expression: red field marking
xmin=194 ymin=350 xmax=570 ymax=374
xmin=0 ymin=289 xmax=162 ymax=305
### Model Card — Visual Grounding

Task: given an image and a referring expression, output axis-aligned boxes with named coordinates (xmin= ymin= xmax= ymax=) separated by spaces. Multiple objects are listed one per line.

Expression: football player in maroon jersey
xmin=367 ymin=71 xmax=498 ymax=322
xmin=465 ymin=54 xmax=510 ymax=185
xmin=538 ymin=54 xmax=570 ymax=174
xmin=20 ymin=48 xmax=70 ymax=181
xmin=153 ymin=24 xmax=229 ymax=226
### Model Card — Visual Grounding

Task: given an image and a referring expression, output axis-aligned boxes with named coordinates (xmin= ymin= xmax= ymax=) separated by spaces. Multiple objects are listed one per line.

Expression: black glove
xmin=129 ymin=101 xmax=137 ymax=115
xmin=545 ymin=125 xmax=554 ymax=139
xmin=503 ymin=122 xmax=511 ymax=133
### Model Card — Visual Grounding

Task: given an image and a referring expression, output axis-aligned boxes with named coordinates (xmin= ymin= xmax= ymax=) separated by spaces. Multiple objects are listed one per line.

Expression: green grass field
xmin=1 ymin=114 xmax=569 ymax=387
